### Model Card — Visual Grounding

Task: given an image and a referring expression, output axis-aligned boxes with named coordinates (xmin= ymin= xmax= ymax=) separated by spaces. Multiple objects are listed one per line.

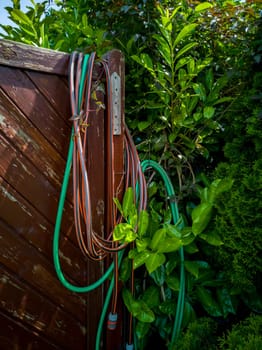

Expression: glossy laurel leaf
xmin=145 ymin=252 xmax=166 ymax=274
xmin=136 ymin=238 xmax=150 ymax=252
xmin=150 ymin=228 xmax=166 ymax=250
xmin=142 ymin=286 xmax=160 ymax=308
xmin=129 ymin=249 xmax=151 ymax=269
xmin=122 ymin=289 xmax=155 ymax=323
xmin=192 ymin=202 xmax=213 ymax=236
xmin=196 ymin=286 xmax=223 ymax=317
xmin=166 ymin=275 xmax=180 ymax=291
xmin=138 ymin=210 xmax=149 ymax=237
xmin=122 ymin=187 xmax=135 ymax=219
xmin=157 ymin=237 xmax=182 ymax=253
xmin=135 ymin=321 xmax=151 ymax=339
xmin=174 ymin=23 xmax=198 ymax=47
xmin=113 ymin=223 xmax=134 ymax=242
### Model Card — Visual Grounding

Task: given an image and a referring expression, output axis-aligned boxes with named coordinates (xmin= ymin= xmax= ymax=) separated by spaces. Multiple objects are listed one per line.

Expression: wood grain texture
xmin=0 ymin=268 xmax=86 ymax=349
xmin=0 ymin=41 xmax=125 ymax=350
xmin=0 ymin=39 xmax=69 ymax=75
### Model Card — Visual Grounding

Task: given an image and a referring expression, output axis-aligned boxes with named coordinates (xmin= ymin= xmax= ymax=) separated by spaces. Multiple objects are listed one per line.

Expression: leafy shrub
xmin=205 ymin=35 xmax=262 ymax=309
xmin=175 ymin=317 xmax=217 ymax=350
xmin=218 ymin=314 xmax=262 ymax=350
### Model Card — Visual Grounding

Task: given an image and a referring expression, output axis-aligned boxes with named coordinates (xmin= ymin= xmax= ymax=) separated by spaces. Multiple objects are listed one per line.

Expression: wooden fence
xmin=0 ymin=39 xmax=125 ymax=349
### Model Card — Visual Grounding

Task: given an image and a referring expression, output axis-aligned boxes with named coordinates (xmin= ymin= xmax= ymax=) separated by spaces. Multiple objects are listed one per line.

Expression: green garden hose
xmin=141 ymin=160 xmax=185 ymax=347
xmin=53 ymin=130 xmax=117 ymax=292
xmin=53 ymin=51 xmax=185 ymax=349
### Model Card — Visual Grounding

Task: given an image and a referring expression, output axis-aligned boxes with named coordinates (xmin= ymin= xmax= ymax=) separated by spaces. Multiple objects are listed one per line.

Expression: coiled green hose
xmin=53 ymin=53 xmax=185 ymax=349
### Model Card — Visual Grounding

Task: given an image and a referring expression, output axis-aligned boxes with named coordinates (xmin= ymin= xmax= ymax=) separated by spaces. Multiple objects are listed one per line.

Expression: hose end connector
xmin=107 ymin=312 xmax=118 ymax=330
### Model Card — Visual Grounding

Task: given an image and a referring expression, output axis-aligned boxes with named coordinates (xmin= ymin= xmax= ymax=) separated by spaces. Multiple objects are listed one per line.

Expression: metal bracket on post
xmin=111 ymin=72 xmax=121 ymax=135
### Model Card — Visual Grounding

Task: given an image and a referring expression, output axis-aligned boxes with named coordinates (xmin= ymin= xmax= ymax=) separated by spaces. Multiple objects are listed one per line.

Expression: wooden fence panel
xmin=0 ymin=39 xmax=125 ymax=349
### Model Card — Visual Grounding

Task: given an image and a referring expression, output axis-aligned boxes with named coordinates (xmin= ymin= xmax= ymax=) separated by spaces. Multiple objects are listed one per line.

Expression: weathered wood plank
xmin=0 ymin=216 xmax=86 ymax=323
xmin=0 ymin=268 xmax=86 ymax=349
xmin=0 ymin=173 xmax=88 ymax=284
xmin=0 ymin=133 xmax=75 ymax=238
xmin=0 ymin=86 xmax=73 ymax=197
xmin=0 ymin=310 xmax=61 ymax=350
xmin=26 ymin=70 xmax=71 ymax=125
xmin=0 ymin=66 xmax=71 ymax=156
xmin=0 ymin=39 xmax=69 ymax=75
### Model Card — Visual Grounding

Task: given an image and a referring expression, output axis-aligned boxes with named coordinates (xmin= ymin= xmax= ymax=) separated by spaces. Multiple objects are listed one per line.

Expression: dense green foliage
xmin=218 ymin=314 xmax=262 ymax=350
xmin=1 ymin=0 xmax=261 ymax=348
xmin=205 ymin=35 xmax=262 ymax=309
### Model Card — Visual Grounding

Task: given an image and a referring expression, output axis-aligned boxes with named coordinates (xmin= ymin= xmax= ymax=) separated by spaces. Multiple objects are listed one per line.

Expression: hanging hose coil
xmin=53 ymin=51 xmax=185 ymax=349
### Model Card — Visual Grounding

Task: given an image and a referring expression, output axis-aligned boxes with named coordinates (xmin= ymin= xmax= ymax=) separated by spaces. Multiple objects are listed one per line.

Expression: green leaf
xmin=196 ymin=286 xmax=222 ymax=317
xmin=129 ymin=249 xmax=151 ymax=269
xmin=184 ymin=241 xmax=199 ymax=254
xmin=217 ymin=288 xmax=236 ymax=317
xmin=165 ymin=223 xmax=181 ymax=238
xmin=113 ymin=197 xmax=124 ymax=216
xmin=123 ymin=289 xmax=155 ymax=322
xmin=122 ymin=187 xmax=135 ymax=218
xmin=122 ymin=288 xmax=134 ymax=313
xmin=181 ymin=230 xmax=195 ymax=245
xmin=19 ymin=24 xmax=36 ymax=38
xmin=125 ymin=228 xmax=137 ymax=243
xmin=150 ymin=228 xmax=166 ymax=251
xmin=153 ymin=33 xmax=171 ymax=66
xmin=174 ymin=24 xmax=198 ymax=47
xmin=204 ymin=178 xmax=233 ymax=203
xmin=195 ymin=2 xmax=213 ymax=12
xmin=166 ymin=275 xmax=180 ymax=291
xmin=184 ymin=260 xmax=200 ymax=278
xmin=192 ymin=202 xmax=213 ymax=235
xmin=131 ymin=54 xmax=142 ymax=66
xmin=135 ymin=300 xmax=155 ymax=323
xmin=135 ymin=321 xmax=151 ymax=339
xmin=119 ymin=257 xmax=132 ymax=282
xmin=129 ymin=211 xmax=138 ymax=230
xmin=136 ymin=238 xmax=150 ymax=252
xmin=11 ymin=9 xmax=34 ymax=27
xmin=113 ymin=223 xmax=135 ymax=242
xmin=215 ymin=177 xmax=234 ymax=195
xmin=165 ymin=259 xmax=178 ymax=276
xmin=156 ymin=21 xmax=172 ymax=47
xmin=150 ymin=265 xmax=165 ymax=286
xmin=175 ymin=57 xmax=191 ymax=71
xmin=193 ymin=83 xmax=206 ymax=101
xmin=138 ymin=120 xmax=151 ymax=131
xmin=182 ymin=302 xmax=196 ymax=328
xmin=205 ymin=68 xmax=214 ymax=91
xmin=122 ymin=289 xmax=154 ymax=322
xmin=175 ymin=42 xmax=198 ymax=61
xmin=187 ymin=58 xmax=196 ymax=76
xmin=157 ymin=237 xmax=182 ymax=253
xmin=145 ymin=252 xmax=166 ymax=274
xmin=203 ymin=106 xmax=215 ymax=119
xmin=142 ymin=286 xmax=160 ymax=308
xmin=200 ymin=232 xmax=224 ymax=246
xmin=138 ymin=210 xmax=149 ymax=237
xmin=159 ymin=299 xmax=177 ymax=316
xmin=213 ymin=97 xmax=233 ymax=105
xmin=140 ymin=53 xmax=154 ymax=71
xmin=178 ymin=68 xmax=187 ymax=88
